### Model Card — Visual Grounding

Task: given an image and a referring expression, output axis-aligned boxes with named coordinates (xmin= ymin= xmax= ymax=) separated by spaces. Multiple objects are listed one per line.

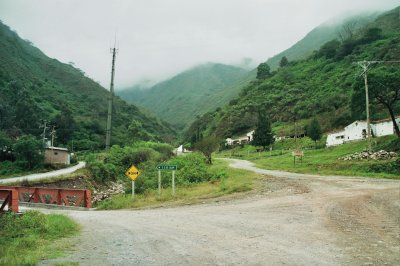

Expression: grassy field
xmin=219 ymin=136 xmax=399 ymax=179
xmin=97 ymin=159 xmax=260 ymax=210
xmin=0 ymin=211 xmax=79 ymax=265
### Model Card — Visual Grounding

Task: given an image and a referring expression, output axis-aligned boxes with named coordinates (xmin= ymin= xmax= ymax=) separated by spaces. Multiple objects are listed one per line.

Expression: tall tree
xmin=252 ymin=111 xmax=274 ymax=150
xmin=194 ymin=136 xmax=219 ymax=164
xmin=52 ymin=106 xmax=76 ymax=144
xmin=306 ymin=118 xmax=322 ymax=147
xmin=256 ymin=63 xmax=271 ymax=80
xmin=352 ymin=66 xmax=400 ymax=138
xmin=279 ymin=56 xmax=289 ymax=67
xmin=13 ymin=135 xmax=44 ymax=169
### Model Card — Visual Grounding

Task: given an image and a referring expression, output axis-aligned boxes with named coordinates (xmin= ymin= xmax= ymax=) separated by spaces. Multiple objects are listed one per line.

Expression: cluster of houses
xmin=326 ymin=117 xmax=400 ymax=147
xmin=225 ymin=130 xmax=255 ymax=146
xmin=224 ymin=117 xmax=400 ymax=148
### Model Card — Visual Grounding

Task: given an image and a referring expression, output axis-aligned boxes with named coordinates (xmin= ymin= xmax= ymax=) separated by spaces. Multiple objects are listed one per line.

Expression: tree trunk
xmin=388 ymin=106 xmax=400 ymax=138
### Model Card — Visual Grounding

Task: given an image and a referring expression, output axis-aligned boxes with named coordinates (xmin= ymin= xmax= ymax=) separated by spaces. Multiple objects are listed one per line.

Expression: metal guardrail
xmin=0 ymin=186 xmax=91 ymax=213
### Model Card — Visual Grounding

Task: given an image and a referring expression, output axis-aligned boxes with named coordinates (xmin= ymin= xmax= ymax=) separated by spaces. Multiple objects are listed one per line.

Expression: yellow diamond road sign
xmin=125 ymin=165 xmax=140 ymax=181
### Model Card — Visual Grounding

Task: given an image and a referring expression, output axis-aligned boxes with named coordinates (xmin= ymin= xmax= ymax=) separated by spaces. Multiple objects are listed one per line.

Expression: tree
xmin=128 ymin=120 xmax=149 ymax=142
xmin=53 ymin=106 xmax=76 ymax=144
xmin=306 ymin=118 xmax=322 ymax=147
xmin=317 ymin=40 xmax=340 ymax=59
xmin=252 ymin=111 xmax=274 ymax=150
xmin=256 ymin=63 xmax=271 ymax=80
xmin=279 ymin=56 xmax=289 ymax=67
xmin=13 ymin=135 xmax=44 ymax=169
xmin=352 ymin=66 xmax=400 ymax=138
xmin=194 ymin=136 xmax=219 ymax=164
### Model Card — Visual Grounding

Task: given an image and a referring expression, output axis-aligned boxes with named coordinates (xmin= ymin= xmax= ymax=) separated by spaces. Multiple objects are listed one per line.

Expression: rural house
xmin=326 ymin=117 xmax=400 ymax=147
xmin=44 ymin=147 xmax=71 ymax=165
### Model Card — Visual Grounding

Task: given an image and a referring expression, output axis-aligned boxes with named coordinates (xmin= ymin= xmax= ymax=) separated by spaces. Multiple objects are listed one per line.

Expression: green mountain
xmin=185 ymin=6 xmax=400 ymax=142
xmin=117 ymin=63 xmax=250 ymax=131
xmin=0 ymin=21 xmax=175 ymax=150
xmin=266 ymin=12 xmax=381 ymax=69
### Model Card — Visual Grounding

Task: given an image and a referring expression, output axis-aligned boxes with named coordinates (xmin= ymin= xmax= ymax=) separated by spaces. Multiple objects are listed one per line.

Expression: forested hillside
xmin=185 ymin=7 xmax=400 ymax=143
xmin=265 ymin=11 xmax=380 ymax=69
xmin=0 ymin=21 xmax=175 ymax=150
xmin=117 ymin=63 xmax=250 ymax=131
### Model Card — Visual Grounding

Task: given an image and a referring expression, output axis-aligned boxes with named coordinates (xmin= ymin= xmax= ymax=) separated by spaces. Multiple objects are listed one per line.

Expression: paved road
xmin=0 ymin=162 xmax=86 ymax=184
xmin=42 ymin=159 xmax=399 ymax=266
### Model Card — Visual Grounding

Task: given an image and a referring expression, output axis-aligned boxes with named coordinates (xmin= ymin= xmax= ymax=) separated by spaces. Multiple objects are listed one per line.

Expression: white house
xmin=225 ymin=130 xmax=255 ymax=146
xmin=326 ymin=117 xmax=400 ymax=147
xmin=225 ymin=138 xmax=234 ymax=146
xmin=326 ymin=130 xmax=346 ymax=147
xmin=372 ymin=117 xmax=400 ymax=137
xmin=246 ymin=130 xmax=255 ymax=142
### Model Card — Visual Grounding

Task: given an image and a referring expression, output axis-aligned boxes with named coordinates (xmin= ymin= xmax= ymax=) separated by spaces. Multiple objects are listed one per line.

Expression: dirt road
xmin=0 ymin=162 xmax=86 ymax=184
xmin=42 ymin=159 xmax=399 ymax=265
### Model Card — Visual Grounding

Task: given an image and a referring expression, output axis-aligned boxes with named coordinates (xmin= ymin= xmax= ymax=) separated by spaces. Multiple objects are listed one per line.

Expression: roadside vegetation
xmin=0 ymin=211 xmax=79 ymax=265
xmin=97 ymin=158 xmax=258 ymax=210
xmin=83 ymin=141 xmax=258 ymax=209
xmin=219 ymin=135 xmax=400 ymax=179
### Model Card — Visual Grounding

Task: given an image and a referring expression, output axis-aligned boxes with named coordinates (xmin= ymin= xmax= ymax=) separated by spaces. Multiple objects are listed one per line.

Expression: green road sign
xmin=157 ymin=165 xmax=177 ymax=171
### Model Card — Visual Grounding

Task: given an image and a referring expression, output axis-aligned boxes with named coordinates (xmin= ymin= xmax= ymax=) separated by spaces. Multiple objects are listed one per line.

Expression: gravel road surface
xmin=41 ymin=159 xmax=399 ymax=266
xmin=0 ymin=162 xmax=85 ymax=184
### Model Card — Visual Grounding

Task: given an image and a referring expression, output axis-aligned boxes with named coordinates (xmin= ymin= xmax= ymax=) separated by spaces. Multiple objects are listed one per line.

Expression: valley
xmin=0 ymin=2 xmax=399 ymax=265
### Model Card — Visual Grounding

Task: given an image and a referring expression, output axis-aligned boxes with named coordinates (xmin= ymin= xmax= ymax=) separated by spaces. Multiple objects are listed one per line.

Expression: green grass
xmin=96 ymin=159 xmax=259 ymax=210
xmin=0 ymin=211 xmax=79 ymax=265
xmin=219 ymin=136 xmax=400 ymax=179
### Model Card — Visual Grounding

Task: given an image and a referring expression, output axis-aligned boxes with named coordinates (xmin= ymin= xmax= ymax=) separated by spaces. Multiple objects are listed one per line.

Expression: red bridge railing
xmin=0 ymin=186 xmax=91 ymax=213
xmin=0 ymin=189 xmax=19 ymax=213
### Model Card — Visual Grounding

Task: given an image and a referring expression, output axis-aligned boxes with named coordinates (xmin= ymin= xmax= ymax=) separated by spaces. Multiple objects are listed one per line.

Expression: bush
xmin=13 ymin=135 xmax=44 ymax=169
xmin=168 ymin=153 xmax=212 ymax=184
xmin=377 ymin=138 xmax=400 ymax=152
xmin=367 ymin=158 xmax=400 ymax=175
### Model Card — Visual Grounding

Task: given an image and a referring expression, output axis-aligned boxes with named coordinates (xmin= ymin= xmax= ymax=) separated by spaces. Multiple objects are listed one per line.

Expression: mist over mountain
xmin=117 ymin=63 xmax=250 ymax=131
xmin=184 ymin=6 xmax=400 ymax=142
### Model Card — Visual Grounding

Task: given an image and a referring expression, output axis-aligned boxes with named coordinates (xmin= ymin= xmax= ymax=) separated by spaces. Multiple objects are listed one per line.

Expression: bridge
xmin=0 ymin=186 xmax=91 ymax=214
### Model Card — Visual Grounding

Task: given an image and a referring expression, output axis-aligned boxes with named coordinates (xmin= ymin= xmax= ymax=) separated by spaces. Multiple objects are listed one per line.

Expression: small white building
xmin=246 ymin=130 xmax=255 ymax=142
xmin=225 ymin=138 xmax=234 ymax=146
xmin=372 ymin=117 xmax=400 ymax=137
xmin=326 ymin=130 xmax=346 ymax=147
xmin=225 ymin=130 xmax=256 ymax=146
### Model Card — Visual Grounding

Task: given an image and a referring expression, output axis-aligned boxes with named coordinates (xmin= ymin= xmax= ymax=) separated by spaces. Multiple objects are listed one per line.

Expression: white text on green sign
xmin=157 ymin=165 xmax=177 ymax=171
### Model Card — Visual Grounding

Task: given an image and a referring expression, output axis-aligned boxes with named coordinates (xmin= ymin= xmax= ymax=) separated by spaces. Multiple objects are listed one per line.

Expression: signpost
xmin=292 ymin=150 xmax=304 ymax=167
xmin=156 ymin=165 xmax=177 ymax=196
xmin=125 ymin=165 xmax=140 ymax=198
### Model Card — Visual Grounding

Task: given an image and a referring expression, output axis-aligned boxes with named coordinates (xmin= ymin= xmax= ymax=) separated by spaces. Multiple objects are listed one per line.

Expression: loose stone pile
xmin=338 ymin=150 xmax=398 ymax=161
xmin=92 ymin=182 xmax=125 ymax=204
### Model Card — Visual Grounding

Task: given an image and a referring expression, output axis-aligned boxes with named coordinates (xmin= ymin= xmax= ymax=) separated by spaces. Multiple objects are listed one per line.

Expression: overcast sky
xmin=0 ymin=0 xmax=398 ymax=89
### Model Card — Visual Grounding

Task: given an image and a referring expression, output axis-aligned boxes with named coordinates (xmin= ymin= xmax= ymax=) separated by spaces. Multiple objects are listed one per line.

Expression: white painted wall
xmin=344 ymin=121 xmax=368 ymax=142
xmin=372 ymin=118 xmax=400 ymax=137
xmin=326 ymin=131 xmax=346 ymax=147
xmin=247 ymin=130 xmax=255 ymax=142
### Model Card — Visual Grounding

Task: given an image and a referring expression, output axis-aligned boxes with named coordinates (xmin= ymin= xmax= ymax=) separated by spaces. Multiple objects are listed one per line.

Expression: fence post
xmin=10 ymin=189 xmax=18 ymax=213
xmin=84 ymin=190 xmax=92 ymax=208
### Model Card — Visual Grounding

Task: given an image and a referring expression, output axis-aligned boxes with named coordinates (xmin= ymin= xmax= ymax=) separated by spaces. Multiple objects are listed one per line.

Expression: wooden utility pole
xmin=356 ymin=61 xmax=373 ymax=152
xmin=354 ymin=60 xmax=400 ymax=152
xmin=105 ymin=46 xmax=117 ymax=150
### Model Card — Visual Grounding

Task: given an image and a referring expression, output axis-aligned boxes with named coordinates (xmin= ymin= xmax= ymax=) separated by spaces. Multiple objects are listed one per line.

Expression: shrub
xmin=168 ymin=153 xmax=212 ymax=184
